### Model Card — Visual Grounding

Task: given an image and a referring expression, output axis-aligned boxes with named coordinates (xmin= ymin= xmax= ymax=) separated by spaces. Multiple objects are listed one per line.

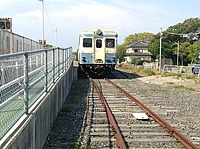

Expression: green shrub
xmin=144 ymin=69 xmax=155 ymax=76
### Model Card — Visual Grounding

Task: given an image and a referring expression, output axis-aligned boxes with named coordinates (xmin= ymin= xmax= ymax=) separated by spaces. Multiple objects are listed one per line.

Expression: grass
xmin=121 ymin=65 xmax=159 ymax=76
xmin=174 ymin=85 xmax=195 ymax=91
xmin=136 ymin=88 xmax=168 ymax=94
xmin=166 ymin=82 xmax=174 ymax=85
xmin=195 ymin=78 xmax=200 ymax=84
xmin=144 ymin=69 xmax=156 ymax=76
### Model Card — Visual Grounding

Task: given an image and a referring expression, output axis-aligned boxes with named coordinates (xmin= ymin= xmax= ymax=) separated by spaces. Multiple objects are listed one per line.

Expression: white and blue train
xmin=78 ymin=29 xmax=118 ymax=75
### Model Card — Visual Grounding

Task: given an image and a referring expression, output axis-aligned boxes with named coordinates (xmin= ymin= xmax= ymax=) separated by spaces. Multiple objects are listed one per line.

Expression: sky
xmin=0 ymin=0 xmax=199 ymax=51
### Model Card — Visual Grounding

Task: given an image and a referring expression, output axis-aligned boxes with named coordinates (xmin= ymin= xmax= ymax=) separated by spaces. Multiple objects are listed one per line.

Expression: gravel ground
xmin=43 ymin=79 xmax=90 ymax=149
xmin=136 ymin=75 xmax=200 ymax=136
xmin=43 ymin=72 xmax=200 ymax=148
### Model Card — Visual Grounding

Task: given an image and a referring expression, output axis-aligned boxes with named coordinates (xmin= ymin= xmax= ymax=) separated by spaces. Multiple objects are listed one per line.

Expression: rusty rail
xmin=89 ymin=77 xmax=127 ymax=149
xmin=106 ymin=78 xmax=199 ymax=149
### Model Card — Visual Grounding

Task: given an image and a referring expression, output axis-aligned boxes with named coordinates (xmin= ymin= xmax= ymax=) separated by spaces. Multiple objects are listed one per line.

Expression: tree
xmin=187 ymin=40 xmax=200 ymax=64
xmin=167 ymin=17 xmax=200 ymax=42
xmin=124 ymin=32 xmax=154 ymax=46
xmin=148 ymin=33 xmax=160 ymax=59
xmin=120 ymin=18 xmax=200 ymax=65
xmin=178 ymin=42 xmax=191 ymax=65
xmin=117 ymin=44 xmax=126 ymax=62
xmin=148 ymin=32 xmax=174 ymax=61
xmin=149 ymin=17 xmax=200 ymax=64
xmin=72 ymin=51 xmax=78 ymax=60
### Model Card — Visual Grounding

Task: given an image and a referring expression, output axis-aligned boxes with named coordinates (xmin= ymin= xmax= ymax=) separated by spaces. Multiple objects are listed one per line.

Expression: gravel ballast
xmin=43 ymin=73 xmax=200 ymax=148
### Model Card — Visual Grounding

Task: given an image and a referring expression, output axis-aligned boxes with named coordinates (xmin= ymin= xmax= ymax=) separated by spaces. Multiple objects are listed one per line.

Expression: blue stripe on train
xmin=105 ymin=53 xmax=117 ymax=64
xmin=79 ymin=53 xmax=117 ymax=64
xmin=79 ymin=53 xmax=93 ymax=64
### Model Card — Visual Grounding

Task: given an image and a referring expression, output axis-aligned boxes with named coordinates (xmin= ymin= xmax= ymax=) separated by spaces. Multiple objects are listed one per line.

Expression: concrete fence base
xmin=0 ymin=63 xmax=74 ymax=149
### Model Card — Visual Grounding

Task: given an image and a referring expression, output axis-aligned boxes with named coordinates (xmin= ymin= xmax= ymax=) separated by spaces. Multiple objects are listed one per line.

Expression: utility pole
xmin=39 ymin=0 xmax=45 ymax=47
xmin=175 ymin=41 xmax=179 ymax=66
xmin=159 ymin=28 xmax=162 ymax=72
xmin=54 ymin=28 xmax=58 ymax=47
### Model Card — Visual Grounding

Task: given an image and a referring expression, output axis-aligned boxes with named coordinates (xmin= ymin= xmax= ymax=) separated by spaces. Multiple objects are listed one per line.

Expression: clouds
xmin=0 ymin=0 xmax=13 ymax=5
xmin=0 ymin=0 xmax=199 ymax=50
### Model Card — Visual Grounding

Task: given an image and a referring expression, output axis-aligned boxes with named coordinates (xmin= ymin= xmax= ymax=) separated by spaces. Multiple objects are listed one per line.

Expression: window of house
xmin=96 ymin=39 xmax=102 ymax=48
xmin=83 ymin=38 xmax=92 ymax=47
xmin=106 ymin=39 xmax=115 ymax=48
xmin=134 ymin=49 xmax=143 ymax=53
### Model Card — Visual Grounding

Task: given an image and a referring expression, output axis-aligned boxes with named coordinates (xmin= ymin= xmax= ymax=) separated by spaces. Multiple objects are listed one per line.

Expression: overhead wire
xmin=164 ymin=31 xmax=199 ymax=36
xmin=44 ymin=3 xmax=55 ymax=31
xmin=43 ymin=2 xmax=58 ymax=46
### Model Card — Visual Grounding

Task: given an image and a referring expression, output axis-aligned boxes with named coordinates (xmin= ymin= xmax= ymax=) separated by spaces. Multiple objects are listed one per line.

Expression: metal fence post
xmin=15 ymin=62 xmax=19 ymax=78
xmin=67 ymin=48 xmax=69 ymax=68
xmin=62 ymin=49 xmax=64 ymax=73
xmin=24 ymin=52 xmax=29 ymax=114
xmin=58 ymin=48 xmax=60 ymax=75
xmin=44 ymin=50 xmax=48 ymax=92
xmin=0 ymin=65 xmax=5 ymax=85
xmin=64 ymin=49 xmax=66 ymax=70
xmin=22 ymin=37 xmax=24 ymax=52
xmin=69 ymin=47 xmax=72 ymax=67
xmin=65 ymin=48 xmax=68 ymax=70
xmin=52 ymin=48 xmax=55 ymax=83
xmin=31 ymin=40 xmax=33 ymax=51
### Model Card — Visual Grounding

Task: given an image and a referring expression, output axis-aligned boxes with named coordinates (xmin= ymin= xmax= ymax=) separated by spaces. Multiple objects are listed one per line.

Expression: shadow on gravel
xmin=43 ymin=79 xmax=90 ymax=149
xmin=78 ymin=68 xmax=142 ymax=80
xmin=114 ymin=69 xmax=142 ymax=79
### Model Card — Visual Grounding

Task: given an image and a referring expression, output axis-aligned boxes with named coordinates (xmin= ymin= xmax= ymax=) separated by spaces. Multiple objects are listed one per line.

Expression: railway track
xmin=79 ymin=70 xmax=199 ymax=148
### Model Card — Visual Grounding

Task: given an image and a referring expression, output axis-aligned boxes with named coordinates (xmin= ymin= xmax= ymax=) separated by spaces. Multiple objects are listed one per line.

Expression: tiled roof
xmin=126 ymin=41 xmax=148 ymax=48
xmin=125 ymin=52 xmax=152 ymax=56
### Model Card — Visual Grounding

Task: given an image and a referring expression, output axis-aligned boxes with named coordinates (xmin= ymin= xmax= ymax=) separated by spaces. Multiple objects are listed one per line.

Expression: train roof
xmin=80 ymin=29 xmax=118 ymax=38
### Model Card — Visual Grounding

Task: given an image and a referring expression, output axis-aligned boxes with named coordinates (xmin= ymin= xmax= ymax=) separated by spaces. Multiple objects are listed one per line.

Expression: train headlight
xmin=95 ymin=59 xmax=103 ymax=63
xmin=107 ymin=42 xmax=113 ymax=48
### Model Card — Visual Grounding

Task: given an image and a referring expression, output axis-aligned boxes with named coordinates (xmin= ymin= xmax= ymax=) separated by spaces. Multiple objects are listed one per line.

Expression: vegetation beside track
xmin=117 ymin=64 xmax=200 ymax=84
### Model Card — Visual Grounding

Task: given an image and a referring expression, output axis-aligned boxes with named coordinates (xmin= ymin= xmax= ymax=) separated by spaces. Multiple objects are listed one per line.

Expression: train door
xmin=94 ymin=38 xmax=105 ymax=64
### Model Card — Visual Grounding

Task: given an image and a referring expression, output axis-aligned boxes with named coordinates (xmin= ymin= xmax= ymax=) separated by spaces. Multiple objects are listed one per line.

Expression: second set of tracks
xmin=78 ymin=70 xmax=199 ymax=148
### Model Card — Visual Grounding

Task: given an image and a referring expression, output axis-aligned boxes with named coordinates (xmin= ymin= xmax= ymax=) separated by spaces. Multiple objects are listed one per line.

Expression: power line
xmin=165 ymin=31 xmax=200 ymax=36
xmin=44 ymin=3 xmax=54 ymax=31
xmin=43 ymin=2 xmax=58 ymax=46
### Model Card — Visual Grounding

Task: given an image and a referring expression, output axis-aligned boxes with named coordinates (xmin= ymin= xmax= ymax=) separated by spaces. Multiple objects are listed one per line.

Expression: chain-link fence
xmin=0 ymin=29 xmax=42 ymax=54
xmin=0 ymin=47 xmax=72 ymax=139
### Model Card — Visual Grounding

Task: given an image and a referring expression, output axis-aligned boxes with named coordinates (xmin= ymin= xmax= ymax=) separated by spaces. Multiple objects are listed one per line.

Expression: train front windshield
xmin=106 ymin=39 xmax=115 ymax=48
xmin=83 ymin=38 xmax=92 ymax=47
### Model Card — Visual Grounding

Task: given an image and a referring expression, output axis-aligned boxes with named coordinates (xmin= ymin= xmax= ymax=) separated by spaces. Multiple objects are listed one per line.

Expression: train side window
xmin=83 ymin=38 xmax=92 ymax=47
xmin=96 ymin=39 xmax=102 ymax=48
xmin=106 ymin=39 xmax=115 ymax=48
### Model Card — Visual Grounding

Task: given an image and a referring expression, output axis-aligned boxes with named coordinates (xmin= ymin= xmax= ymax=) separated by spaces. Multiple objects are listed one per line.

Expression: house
xmin=123 ymin=41 xmax=152 ymax=64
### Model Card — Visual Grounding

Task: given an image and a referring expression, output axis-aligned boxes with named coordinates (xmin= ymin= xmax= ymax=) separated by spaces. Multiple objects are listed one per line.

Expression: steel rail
xmin=106 ymin=78 xmax=199 ymax=149
xmin=89 ymin=77 xmax=127 ymax=149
